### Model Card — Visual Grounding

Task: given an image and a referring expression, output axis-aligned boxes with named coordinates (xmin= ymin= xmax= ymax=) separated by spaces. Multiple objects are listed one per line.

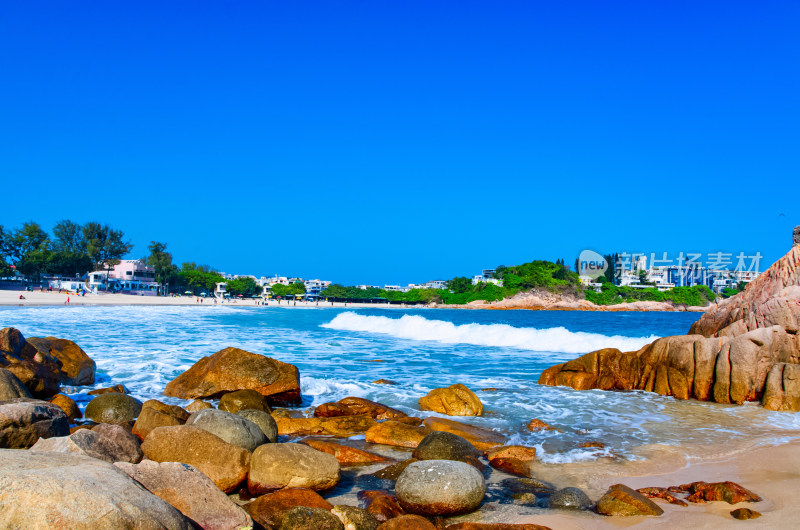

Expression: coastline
xmin=0 ymin=290 xmax=708 ymax=312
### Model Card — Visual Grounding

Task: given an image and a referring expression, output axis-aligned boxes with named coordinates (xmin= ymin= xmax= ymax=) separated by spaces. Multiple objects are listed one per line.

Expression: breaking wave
xmin=322 ymin=312 xmax=659 ymax=354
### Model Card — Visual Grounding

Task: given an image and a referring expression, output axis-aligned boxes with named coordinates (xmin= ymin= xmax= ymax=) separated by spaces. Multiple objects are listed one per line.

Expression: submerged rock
xmin=395 ymin=459 xmax=485 ymax=516
xmin=164 ymin=346 xmax=302 ymax=405
xmin=418 ymin=384 xmax=483 ymax=416
xmin=88 ymin=383 xmax=129 ymax=395
xmin=636 ymin=486 xmax=688 ymax=506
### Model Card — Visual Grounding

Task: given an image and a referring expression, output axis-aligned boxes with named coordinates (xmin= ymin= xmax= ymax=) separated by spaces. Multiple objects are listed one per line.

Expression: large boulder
xmin=762 ymin=362 xmax=800 ymax=411
xmin=412 ymin=431 xmax=481 ymax=469
xmin=595 ymin=484 xmax=664 ymax=516
xmin=244 ymin=487 xmax=332 ymax=529
xmin=115 ymin=459 xmax=253 ymax=530
xmin=248 ymin=443 xmax=340 ymax=495
xmin=395 ymin=460 xmax=485 ymax=516
xmin=84 ymin=392 xmax=143 ymax=424
xmin=0 ymin=449 xmax=192 ymax=529
xmin=279 ymin=506 xmax=344 ymax=530
xmin=186 ymin=408 xmax=267 ymax=451
xmin=31 ymin=428 xmax=140 ymax=463
xmin=485 ymin=445 xmax=538 ymax=477
xmin=164 ymin=347 xmax=302 ymax=406
xmin=131 ymin=399 xmax=189 ymax=440
xmin=365 ymin=420 xmax=432 ymax=448
xmin=314 ymin=397 xmax=407 ymax=420
xmin=548 ymin=487 xmax=593 ymax=510
xmin=92 ymin=423 xmax=143 ymax=463
xmin=422 ymin=416 xmax=506 ymax=451
xmin=236 ymin=408 xmax=278 ymax=442
xmin=25 ymin=336 xmax=96 ymax=385
xmin=219 ymin=388 xmax=272 ymax=413
xmin=418 ymin=384 xmax=483 ymax=416
xmin=0 ymin=399 xmax=69 ymax=448
xmin=49 ymin=393 xmax=82 ymax=422
xmin=275 ymin=414 xmax=377 ymax=437
xmin=0 ymin=327 xmax=62 ymax=397
xmin=0 ymin=368 xmax=32 ymax=400
xmin=141 ymin=425 xmax=251 ymax=493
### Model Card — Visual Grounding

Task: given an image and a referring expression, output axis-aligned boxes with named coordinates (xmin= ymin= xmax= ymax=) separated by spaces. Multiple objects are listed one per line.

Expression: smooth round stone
xmin=235 ymin=409 xmax=278 ymax=443
xmin=549 ymin=486 xmax=593 ymax=510
xmin=395 ymin=459 xmax=485 ymax=516
xmin=185 ymin=409 xmax=267 ymax=452
xmin=84 ymin=393 xmax=143 ymax=424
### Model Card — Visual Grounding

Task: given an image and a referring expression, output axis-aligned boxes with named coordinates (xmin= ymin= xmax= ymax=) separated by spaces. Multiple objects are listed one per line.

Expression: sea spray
xmin=322 ymin=312 xmax=659 ymax=354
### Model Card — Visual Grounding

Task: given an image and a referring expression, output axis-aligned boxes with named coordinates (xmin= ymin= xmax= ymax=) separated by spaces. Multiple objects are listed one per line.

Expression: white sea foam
xmin=322 ymin=312 xmax=659 ymax=354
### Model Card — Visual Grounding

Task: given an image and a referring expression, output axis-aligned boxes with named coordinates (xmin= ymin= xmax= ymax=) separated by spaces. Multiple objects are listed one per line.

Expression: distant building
xmin=304 ymin=279 xmax=331 ymax=299
xmin=472 ymin=275 xmax=502 ymax=286
xmin=87 ymin=260 xmax=159 ymax=295
xmin=383 ymin=285 xmax=410 ymax=292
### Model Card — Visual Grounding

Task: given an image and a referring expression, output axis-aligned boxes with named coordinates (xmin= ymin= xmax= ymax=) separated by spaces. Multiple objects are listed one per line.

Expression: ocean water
xmin=3 ymin=305 xmax=799 ymax=463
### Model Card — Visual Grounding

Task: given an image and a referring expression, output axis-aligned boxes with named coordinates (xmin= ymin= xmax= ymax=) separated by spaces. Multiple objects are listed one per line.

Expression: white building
xmin=304 ymin=279 xmax=331 ymax=298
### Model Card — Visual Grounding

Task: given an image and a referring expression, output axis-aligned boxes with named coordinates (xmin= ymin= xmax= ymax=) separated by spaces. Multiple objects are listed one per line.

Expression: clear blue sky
xmin=2 ymin=1 xmax=798 ymax=284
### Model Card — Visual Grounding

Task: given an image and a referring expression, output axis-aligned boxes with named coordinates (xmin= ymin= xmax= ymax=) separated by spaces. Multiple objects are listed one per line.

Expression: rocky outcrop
xmin=164 ymin=347 xmax=301 ymax=405
xmin=25 ymin=336 xmax=96 ymax=385
xmin=248 ymin=443 xmax=340 ymax=494
xmin=358 ymin=490 xmax=406 ymax=522
xmin=115 ymin=459 xmax=253 ymax=530
xmin=395 ymin=459 xmax=485 ymax=516
xmin=31 ymin=428 xmax=140 ymax=463
xmin=419 ymin=384 xmax=483 ymax=416
xmin=141 ymin=425 xmax=251 ymax=493
xmin=0 ymin=450 xmax=193 ymax=529
xmin=0 ymin=399 xmax=69 ymax=448
xmin=0 ymin=328 xmax=63 ymax=397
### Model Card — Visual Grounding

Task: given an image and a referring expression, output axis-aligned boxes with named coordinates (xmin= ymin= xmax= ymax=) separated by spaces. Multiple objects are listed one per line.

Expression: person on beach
xmin=65 ymin=297 xmax=70 ymax=304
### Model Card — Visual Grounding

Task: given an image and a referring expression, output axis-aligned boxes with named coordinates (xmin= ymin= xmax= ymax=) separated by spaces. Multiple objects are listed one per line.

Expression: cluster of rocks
xmin=1 ymin=323 xmax=769 ymax=527
xmin=539 ymin=229 xmax=800 ymax=412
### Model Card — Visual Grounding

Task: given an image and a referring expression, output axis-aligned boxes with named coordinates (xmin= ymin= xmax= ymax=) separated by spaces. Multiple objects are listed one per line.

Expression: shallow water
xmin=3 ymin=305 xmax=799 ymax=463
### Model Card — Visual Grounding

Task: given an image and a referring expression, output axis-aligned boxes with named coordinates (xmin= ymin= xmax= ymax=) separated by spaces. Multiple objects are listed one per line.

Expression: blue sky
xmin=2 ymin=1 xmax=798 ymax=284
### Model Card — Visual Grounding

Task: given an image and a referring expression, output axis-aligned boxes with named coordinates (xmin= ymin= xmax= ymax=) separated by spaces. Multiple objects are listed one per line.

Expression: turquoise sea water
xmin=3 ymin=305 xmax=799 ymax=462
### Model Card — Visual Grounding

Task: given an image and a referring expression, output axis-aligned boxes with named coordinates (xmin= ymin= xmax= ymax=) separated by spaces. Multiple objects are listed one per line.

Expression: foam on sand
xmin=322 ymin=312 xmax=659 ymax=354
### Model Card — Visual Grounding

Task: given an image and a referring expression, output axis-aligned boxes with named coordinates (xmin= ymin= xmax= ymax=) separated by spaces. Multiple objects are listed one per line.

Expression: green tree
xmin=6 ymin=222 xmax=49 ymax=264
xmin=47 ymin=251 xmax=94 ymax=277
xmin=82 ymin=222 xmax=134 ymax=288
xmin=52 ymin=220 xmax=87 ymax=253
xmin=226 ymin=277 xmax=261 ymax=297
xmin=146 ymin=241 xmax=173 ymax=294
xmin=446 ymin=276 xmax=473 ymax=293
xmin=271 ymin=282 xmax=306 ymax=298
xmin=15 ymin=248 xmax=54 ymax=281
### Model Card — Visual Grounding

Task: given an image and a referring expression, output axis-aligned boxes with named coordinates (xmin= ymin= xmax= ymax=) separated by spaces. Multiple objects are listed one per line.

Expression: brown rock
xmin=675 ymin=481 xmax=762 ymax=504
xmin=595 ymin=484 xmax=664 ymax=516
xmin=186 ymin=399 xmax=213 ymax=412
xmin=331 ymin=505 xmax=380 ymax=530
xmin=248 ymin=443 xmax=340 ymax=495
xmin=418 ymin=384 xmax=483 ymax=416
xmin=762 ymin=362 xmax=800 ymax=411
xmin=88 ymin=383 xmax=129 ymax=395
xmin=526 ymin=419 xmax=558 ymax=432
xmin=636 ymin=486 xmax=688 ymax=506
xmin=445 ymin=524 xmax=552 ymax=530
xmin=422 ymin=416 xmax=505 ymax=451
xmin=0 ymin=368 xmax=32 ymax=401
xmin=163 ymin=346 xmax=301 ymax=406
xmin=0 ymin=328 xmax=63 ymax=398
xmin=315 ymin=397 xmax=406 ymax=420
xmin=371 ymin=459 xmax=419 ymax=481
xmin=49 ymin=393 xmax=82 ymax=422
xmin=276 ymin=414 xmax=377 ymax=437
xmin=280 ymin=506 xmax=344 ymax=530
xmin=358 ymin=490 xmax=406 ymax=522
xmin=731 ymin=508 xmax=761 ymax=520
xmin=84 ymin=392 xmax=142 ymax=424
xmin=25 ymin=336 xmax=96 ymax=385
xmin=373 ymin=379 xmax=397 ymax=385
xmin=0 ymin=399 xmax=69 ymax=448
xmin=302 ymin=438 xmax=389 ymax=466
xmin=245 ymin=488 xmax=333 ymax=530
xmin=365 ymin=420 xmax=432 ymax=448
xmin=219 ymin=388 xmax=271 ymax=414
xmin=115 ymin=459 xmax=253 ymax=530
xmin=412 ymin=431 xmax=482 ymax=471
xmin=395 ymin=417 xmax=424 ymax=426
xmin=132 ymin=399 xmax=189 ymax=440
xmin=377 ymin=515 xmax=435 ymax=530
xmin=485 ymin=445 xmax=537 ymax=477
xmin=141 ymin=425 xmax=251 ymax=493
xmin=92 ymin=423 xmax=143 ymax=463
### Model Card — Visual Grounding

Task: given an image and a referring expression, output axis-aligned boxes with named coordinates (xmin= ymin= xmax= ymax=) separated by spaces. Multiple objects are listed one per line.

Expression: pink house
xmin=87 ymin=260 xmax=159 ymax=295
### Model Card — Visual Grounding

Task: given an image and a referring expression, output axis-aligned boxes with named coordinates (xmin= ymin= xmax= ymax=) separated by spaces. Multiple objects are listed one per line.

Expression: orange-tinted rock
xmin=358 ymin=490 xmax=405 ymax=522
xmin=395 ymin=417 xmax=424 ymax=426
xmin=185 ymin=399 xmax=212 ymax=412
xmin=377 ymin=514 xmax=435 ymax=529
xmin=419 ymin=384 xmax=483 ymax=416
xmin=314 ymin=397 xmax=406 ymax=420
xmin=674 ymin=481 xmax=761 ymax=504
xmin=141 ymin=425 xmax=250 ymax=493
xmin=248 ymin=443 xmax=340 ymax=495
xmin=365 ymin=421 xmax=432 ymax=448
xmin=636 ymin=487 xmax=688 ymax=506
xmin=88 ymin=384 xmax=129 ymax=396
xmin=485 ymin=445 xmax=536 ymax=477
xmin=373 ymin=379 xmax=397 ymax=385
xmin=422 ymin=417 xmax=505 ymax=451
xmin=371 ymin=459 xmax=419 ymax=481
xmin=245 ymin=488 xmax=332 ymax=529
xmin=275 ymin=415 xmax=377 ymax=437
xmin=218 ymin=389 xmax=271 ymax=414
xmin=731 ymin=508 xmax=761 ymax=520
xmin=25 ymin=336 xmax=96 ymax=386
xmin=48 ymin=394 xmax=81 ymax=422
xmin=595 ymin=484 xmax=664 ymax=516
xmin=302 ymin=439 xmax=389 ymax=466
xmin=132 ymin=400 xmax=189 ymax=440
xmin=526 ymin=419 xmax=559 ymax=432
xmin=0 ymin=328 xmax=62 ymax=398
xmin=164 ymin=347 xmax=301 ymax=406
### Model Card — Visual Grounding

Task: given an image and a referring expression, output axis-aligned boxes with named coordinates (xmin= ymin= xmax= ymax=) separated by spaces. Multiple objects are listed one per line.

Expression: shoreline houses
xmin=85 ymin=260 xmax=160 ymax=295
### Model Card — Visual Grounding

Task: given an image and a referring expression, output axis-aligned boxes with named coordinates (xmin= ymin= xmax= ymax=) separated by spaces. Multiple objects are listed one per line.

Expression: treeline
xmin=0 ymin=221 xmax=132 ymax=281
xmin=585 ymin=283 xmax=717 ymax=306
